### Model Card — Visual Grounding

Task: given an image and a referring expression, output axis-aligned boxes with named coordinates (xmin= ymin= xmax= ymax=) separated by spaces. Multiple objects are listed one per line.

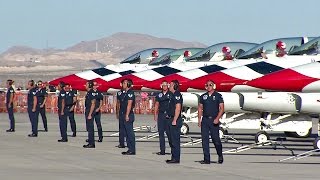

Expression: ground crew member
xmin=57 ymin=81 xmax=68 ymax=142
xmin=36 ymin=80 xmax=48 ymax=132
xmin=93 ymin=82 xmax=103 ymax=142
xmin=116 ymin=79 xmax=126 ymax=148
xmin=120 ymin=79 xmax=136 ymax=155
xmin=27 ymin=80 xmax=39 ymax=137
xmin=6 ymin=79 xmax=15 ymax=132
xmin=154 ymin=80 xmax=172 ymax=155
xmin=64 ymin=83 xmax=77 ymax=137
xmin=198 ymin=80 xmax=224 ymax=164
xmin=83 ymin=80 xmax=96 ymax=148
xmin=166 ymin=80 xmax=183 ymax=164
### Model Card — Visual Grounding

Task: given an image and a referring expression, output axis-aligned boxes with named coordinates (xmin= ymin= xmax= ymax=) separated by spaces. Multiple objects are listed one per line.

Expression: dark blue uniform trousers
xmin=28 ymin=108 xmax=39 ymax=135
xmin=66 ymin=107 xmax=77 ymax=133
xmin=168 ymin=117 xmax=182 ymax=161
xmin=39 ymin=106 xmax=48 ymax=130
xmin=94 ymin=111 xmax=103 ymax=139
xmin=201 ymin=117 xmax=223 ymax=162
xmin=119 ymin=116 xmax=126 ymax=146
xmin=59 ymin=109 xmax=68 ymax=140
xmin=86 ymin=111 xmax=95 ymax=145
xmin=121 ymin=113 xmax=135 ymax=153
xmin=158 ymin=112 xmax=169 ymax=153
xmin=6 ymin=104 xmax=15 ymax=130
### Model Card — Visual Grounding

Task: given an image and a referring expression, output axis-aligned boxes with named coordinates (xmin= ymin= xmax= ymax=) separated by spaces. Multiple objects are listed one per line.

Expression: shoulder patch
xmin=158 ymin=93 xmax=163 ymax=98
xmin=212 ymin=96 xmax=216 ymax=101
xmin=61 ymin=94 xmax=65 ymax=97
xmin=203 ymin=95 xmax=208 ymax=100
xmin=117 ymin=91 xmax=121 ymax=96
xmin=175 ymin=96 xmax=181 ymax=100
xmin=128 ymin=93 xmax=133 ymax=98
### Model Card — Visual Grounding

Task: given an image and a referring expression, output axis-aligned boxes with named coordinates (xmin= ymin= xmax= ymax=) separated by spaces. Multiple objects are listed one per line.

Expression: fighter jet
xmin=49 ymin=48 xmax=175 ymax=91
xmin=245 ymin=36 xmax=320 ymax=92
xmin=143 ymin=37 xmax=317 ymax=92
xmin=104 ymin=42 xmax=257 ymax=91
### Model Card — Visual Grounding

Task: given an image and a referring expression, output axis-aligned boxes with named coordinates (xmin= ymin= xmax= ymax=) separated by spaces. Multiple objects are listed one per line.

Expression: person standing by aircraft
xmin=276 ymin=41 xmax=287 ymax=57
xmin=120 ymin=79 xmax=136 ymax=155
xmin=36 ymin=80 xmax=48 ymax=132
xmin=222 ymin=46 xmax=233 ymax=60
xmin=64 ymin=83 xmax=77 ymax=137
xmin=198 ymin=80 xmax=224 ymax=164
xmin=154 ymin=80 xmax=172 ymax=155
xmin=57 ymin=82 xmax=68 ymax=142
xmin=83 ymin=80 xmax=96 ymax=148
xmin=27 ymin=80 xmax=39 ymax=137
xmin=6 ymin=79 xmax=15 ymax=132
xmin=116 ymin=79 xmax=127 ymax=148
xmin=166 ymin=80 xmax=183 ymax=164
xmin=93 ymin=82 xmax=104 ymax=142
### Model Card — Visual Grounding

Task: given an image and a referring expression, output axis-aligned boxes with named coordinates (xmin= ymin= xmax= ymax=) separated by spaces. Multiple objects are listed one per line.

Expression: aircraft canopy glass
xmin=149 ymin=48 xmax=204 ymax=65
xmin=289 ymin=36 xmax=320 ymax=55
xmin=237 ymin=37 xmax=314 ymax=59
xmin=120 ymin=48 xmax=175 ymax=64
xmin=186 ymin=42 xmax=257 ymax=62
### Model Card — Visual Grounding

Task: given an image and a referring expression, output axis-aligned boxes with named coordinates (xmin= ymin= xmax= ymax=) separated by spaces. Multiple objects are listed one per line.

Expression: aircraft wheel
xmin=255 ymin=131 xmax=270 ymax=143
xmin=219 ymin=127 xmax=228 ymax=139
xmin=313 ymin=137 xmax=320 ymax=149
xmin=180 ymin=123 xmax=189 ymax=135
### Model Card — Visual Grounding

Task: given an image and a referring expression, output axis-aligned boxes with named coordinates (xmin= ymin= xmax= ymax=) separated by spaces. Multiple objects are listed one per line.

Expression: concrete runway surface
xmin=0 ymin=113 xmax=319 ymax=180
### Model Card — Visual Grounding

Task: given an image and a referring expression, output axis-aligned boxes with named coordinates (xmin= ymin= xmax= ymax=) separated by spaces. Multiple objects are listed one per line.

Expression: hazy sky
xmin=0 ymin=0 xmax=319 ymax=52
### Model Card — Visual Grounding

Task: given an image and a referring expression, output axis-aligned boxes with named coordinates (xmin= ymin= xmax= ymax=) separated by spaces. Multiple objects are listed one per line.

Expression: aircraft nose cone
xmin=49 ymin=74 xmax=87 ymax=90
xmin=247 ymin=69 xmax=318 ymax=92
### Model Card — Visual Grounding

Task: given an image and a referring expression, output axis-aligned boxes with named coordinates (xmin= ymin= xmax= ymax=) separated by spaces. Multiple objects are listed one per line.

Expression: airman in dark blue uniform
xmin=6 ymin=79 xmax=15 ymax=132
xmin=36 ymin=80 xmax=48 ymax=132
xmin=64 ymin=84 xmax=77 ymax=137
xmin=93 ymin=82 xmax=103 ymax=142
xmin=116 ymin=81 xmax=126 ymax=148
xmin=27 ymin=80 xmax=39 ymax=137
xmin=154 ymin=80 xmax=172 ymax=155
xmin=198 ymin=80 xmax=224 ymax=164
xmin=166 ymin=80 xmax=183 ymax=164
xmin=83 ymin=80 xmax=96 ymax=148
xmin=119 ymin=79 xmax=136 ymax=155
xmin=57 ymin=82 xmax=68 ymax=142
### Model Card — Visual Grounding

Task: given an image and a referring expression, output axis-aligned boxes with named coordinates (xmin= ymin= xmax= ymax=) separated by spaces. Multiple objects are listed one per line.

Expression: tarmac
xmin=0 ymin=113 xmax=319 ymax=180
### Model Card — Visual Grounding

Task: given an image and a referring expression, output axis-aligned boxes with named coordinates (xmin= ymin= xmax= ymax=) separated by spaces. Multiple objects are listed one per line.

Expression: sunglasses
xmin=205 ymin=84 xmax=214 ymax=87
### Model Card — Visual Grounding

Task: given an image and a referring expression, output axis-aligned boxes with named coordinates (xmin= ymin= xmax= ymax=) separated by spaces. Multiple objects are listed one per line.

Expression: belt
xmin=203 ymin=116 xmax=214 ymax=119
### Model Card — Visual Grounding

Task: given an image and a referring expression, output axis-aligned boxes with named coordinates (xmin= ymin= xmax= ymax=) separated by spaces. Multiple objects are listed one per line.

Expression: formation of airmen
xmin=5 ymin=77 xmax=225 ymax=164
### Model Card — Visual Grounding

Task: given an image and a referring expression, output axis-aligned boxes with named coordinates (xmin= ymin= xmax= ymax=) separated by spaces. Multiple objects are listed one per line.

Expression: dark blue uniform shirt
xmin=58 ymin=89 xmax=66 ymax=109
xmin=85 ymin=89 xmax=96 ymax=111
xmin=65 ymin=91 xmax=75 ymax=106
xmin=119 ymin=89 xmax=135 ymax=114
xmin=167 ymin=91 xmax=183 ymax=117
xmin=6 ymin=86 xmax=15 ymax=105
xmin=155 ymin=91 xmax=172 ymax=113
xmin=28 ymin=87 xmax=38 ymax=108
xmin=37 ymin=88 xmax=48 ymax=106
xmin=199 ymin=91 xmax=224 ymax=118
xmin=94 ymin=90 xmax=103 ymax=110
